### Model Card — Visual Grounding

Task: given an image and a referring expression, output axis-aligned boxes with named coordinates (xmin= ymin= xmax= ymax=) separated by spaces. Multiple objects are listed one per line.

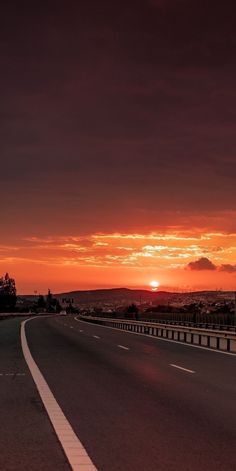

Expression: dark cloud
xmin=187 ymin=259 xmax=236 ymax=273
xmin=0 ymin=0 xmax=236 ymax=236
xmin=219 ymin=264 xmax=236 ymax=273
xmin=187 ymin=257 xmax=217 ymax=271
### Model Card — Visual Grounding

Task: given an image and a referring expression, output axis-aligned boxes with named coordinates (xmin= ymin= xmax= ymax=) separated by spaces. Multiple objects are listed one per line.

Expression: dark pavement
xmin=24 ymin=315 xmax=236 ymax=471
xmin=0 ymin=318 xmax=70 ymax=471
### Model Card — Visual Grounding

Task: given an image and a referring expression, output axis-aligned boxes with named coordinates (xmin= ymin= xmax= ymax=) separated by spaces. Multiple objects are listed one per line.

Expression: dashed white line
xmin=75 ymin=317 xmax=236 ymax=357
xmin=70 ymin=326 xmax=74 ymax=329
xmin=79 ymin=330 xmax=83 ymax=333
xmin=93 ymin=335 xmax=100 ymax=339
xmin=3 ymin=373 xmax=26 ymax=377
xmin=117 ymin=345 xmax=130 ymax=351
xmin=21 ymin=318 xmax=98 ymax=471
xmin=170 ymin=364 xmax=195 ymax=374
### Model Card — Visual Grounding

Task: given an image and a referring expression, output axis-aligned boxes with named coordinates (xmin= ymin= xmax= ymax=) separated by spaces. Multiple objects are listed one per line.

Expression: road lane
xmin=26 ymin=315 xmax=236 ymax=471
xmin=62 ymin=315 xmax=236 ymax=391
xmin=21 ymin=317 xmax=97 ymax=471
xmin=0 ymin=318 xmax=70 ymax=471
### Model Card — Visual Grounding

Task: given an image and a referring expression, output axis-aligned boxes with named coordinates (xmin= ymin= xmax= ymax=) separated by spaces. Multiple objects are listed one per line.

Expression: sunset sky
xmin=1 ymin=0 xmax=236 ymax=293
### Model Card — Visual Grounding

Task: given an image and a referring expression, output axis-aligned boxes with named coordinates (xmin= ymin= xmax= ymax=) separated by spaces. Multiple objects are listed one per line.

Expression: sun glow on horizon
xmin=149 ymin=280 xmax=160 ymax=291
xmin=1 ymin=229 xmax=236 ymax=293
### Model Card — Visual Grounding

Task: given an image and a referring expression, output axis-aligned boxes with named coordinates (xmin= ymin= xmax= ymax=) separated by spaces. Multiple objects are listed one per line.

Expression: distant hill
xmin=20 ymin=288 xmax=234 ymax=306
xmin=54 ymin=287 xmax=171 ymax=305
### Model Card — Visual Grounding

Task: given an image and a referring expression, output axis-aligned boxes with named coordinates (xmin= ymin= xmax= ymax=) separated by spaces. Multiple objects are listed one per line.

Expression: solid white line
xmin=170 ymin=364 xmax=195 ymax=374
xmin=21 ymin=318 xmax=98 ymax=471
xmin=117 ymin=345 xmax=130 ymax=351
xmin=93 ymin=335 xmax=100 ymax=339
xmin=75 ymin=318 xmax=236 ymax=357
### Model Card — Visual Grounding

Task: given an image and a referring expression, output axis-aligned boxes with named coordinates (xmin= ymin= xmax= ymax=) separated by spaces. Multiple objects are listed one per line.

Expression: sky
xmin=0 ymin=0 xmax=236 ymax=293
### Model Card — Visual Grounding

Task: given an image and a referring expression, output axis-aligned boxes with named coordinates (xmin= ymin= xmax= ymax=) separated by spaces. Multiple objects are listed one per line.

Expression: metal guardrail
xmin=80 ymin=316 xmax=236 ymax=354
xmin=143 ymin=319 xmax=236 ymax=332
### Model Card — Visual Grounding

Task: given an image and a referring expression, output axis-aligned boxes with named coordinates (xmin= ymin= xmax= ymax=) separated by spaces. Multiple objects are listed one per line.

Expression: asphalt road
xmin=1 ymin=315 xmax=236 ymax=471
xmin=0 ymin=317 xmax=70 ymax=471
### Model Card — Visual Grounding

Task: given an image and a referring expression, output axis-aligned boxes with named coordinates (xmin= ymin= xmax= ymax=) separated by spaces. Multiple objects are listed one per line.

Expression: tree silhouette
xmin=126 ymin=303 xmax=139 ymax=319
xmin=37 ymin=295 xmax=46 ymax=309
xmin=0 ymin=273 xmax=17 ymax=311
xmin=46 ymin=289 xmax=61 ymax=313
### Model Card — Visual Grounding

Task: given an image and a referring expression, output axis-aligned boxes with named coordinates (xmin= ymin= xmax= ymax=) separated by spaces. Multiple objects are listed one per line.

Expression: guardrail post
xmin=80 ymin=316 xmax=236 ymax=354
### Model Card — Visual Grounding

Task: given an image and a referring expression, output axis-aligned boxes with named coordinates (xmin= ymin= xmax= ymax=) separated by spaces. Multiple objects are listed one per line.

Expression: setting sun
xmin=149 ymin=280 xmax=160 ymax=291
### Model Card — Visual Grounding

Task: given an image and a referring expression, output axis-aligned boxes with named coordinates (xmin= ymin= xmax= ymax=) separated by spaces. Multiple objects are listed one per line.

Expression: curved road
xmin=1 ymin=315 xmax=236 ymax=470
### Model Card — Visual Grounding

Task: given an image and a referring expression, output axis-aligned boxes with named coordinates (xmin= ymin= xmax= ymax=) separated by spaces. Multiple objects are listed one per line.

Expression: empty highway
xmin=1 ymin=315 xmax=236 ymax=471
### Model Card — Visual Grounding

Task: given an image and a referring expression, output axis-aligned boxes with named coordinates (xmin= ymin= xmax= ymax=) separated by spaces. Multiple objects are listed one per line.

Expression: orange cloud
xmin=1 ymin=229 xmax=236 ymax=293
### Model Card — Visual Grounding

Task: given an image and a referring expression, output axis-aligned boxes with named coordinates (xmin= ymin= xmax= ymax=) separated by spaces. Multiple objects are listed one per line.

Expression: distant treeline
xmin=90 ymin=304 xmax=235 ymax=326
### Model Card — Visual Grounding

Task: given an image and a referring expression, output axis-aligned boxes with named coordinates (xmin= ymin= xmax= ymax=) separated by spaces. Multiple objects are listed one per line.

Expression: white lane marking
xmin=170 ymin=364 xmax=195 ymax=374
xmin=70 ymin=326 xmax=74 ymax=329
xmin=93 ymin=335 xmax=100 ymax=339
xmin=79 ymin=330 xmax=83 ymax=333
xmin=0 ymin=372 xmax=25 ymax=376
xmin=75 ymin=318 xmax=236 ymax=357
xmin=117 ymin=345 xmax=130 ymax=351
xmin=21 ymin=318 xmax=98 ymax=471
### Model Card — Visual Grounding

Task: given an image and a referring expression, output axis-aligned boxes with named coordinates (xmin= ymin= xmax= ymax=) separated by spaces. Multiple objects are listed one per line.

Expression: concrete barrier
xmin=79 ymin=316 xmax=236 ymax=354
